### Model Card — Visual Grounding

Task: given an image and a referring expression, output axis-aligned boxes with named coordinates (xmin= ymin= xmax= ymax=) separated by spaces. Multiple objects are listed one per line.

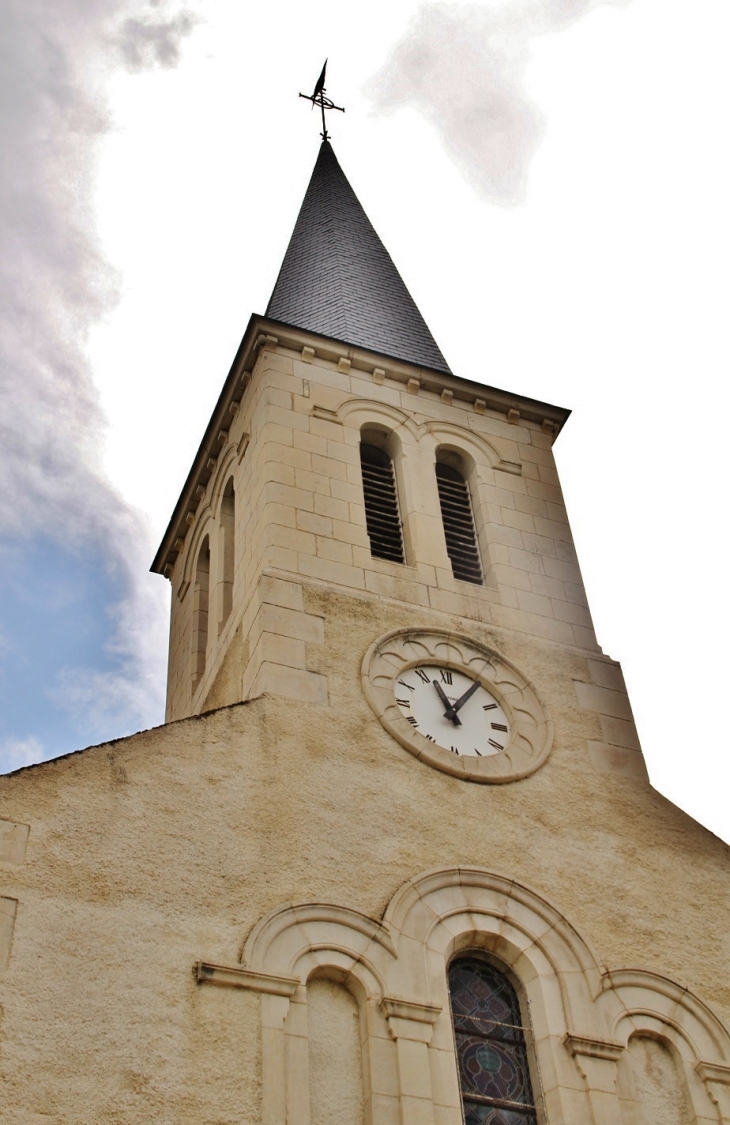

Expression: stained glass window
xmin=449 ymin=956 xmax=538 ymax=1125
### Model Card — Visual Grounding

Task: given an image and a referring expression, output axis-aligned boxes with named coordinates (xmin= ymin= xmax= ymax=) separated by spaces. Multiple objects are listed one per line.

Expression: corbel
xmin=507 ymin=407 xmax=520 ymax=425
xmin=337 ymin=356 xmax=351 ymax=374
xmin=372 ymin=367 xmax=385 ymax=384
xmin=312 ymin=405 xmax=341 ymax=423
xmin=441 ymin=388 xmax=454 ymax=406
xmin=474 ymin=398 xmax=487 ymax=415
xmin=407 ymin=378 xmax=420 ymax=395
xmin=237 ymin=432 xmax=250 ymax=462
xmin=301 ymin=345 xmax=315 ymax=363
xmin=494 ymin=460 xmax=523 ymax=476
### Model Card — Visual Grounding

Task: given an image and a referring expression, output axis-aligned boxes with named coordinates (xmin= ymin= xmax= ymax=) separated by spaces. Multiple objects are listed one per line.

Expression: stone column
xmin=697 ymin=1062 xmax=730 ymax=1123
xmin=381 ymin=997 xmax=442 ymax=1125
xmin=564 ymin=1034 xmax=624 ymax=1125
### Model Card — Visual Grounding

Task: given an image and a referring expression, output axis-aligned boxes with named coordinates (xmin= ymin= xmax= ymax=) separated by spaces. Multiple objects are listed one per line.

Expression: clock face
xmin=395 ymin=665 xmax=510 ymax=758
xmin=362 ymin=628 xmax=552 ymax=783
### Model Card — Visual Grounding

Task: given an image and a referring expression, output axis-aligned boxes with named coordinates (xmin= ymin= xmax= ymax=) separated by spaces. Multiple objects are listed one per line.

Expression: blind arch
xmin=191 ymin=536 xmax=210 ymax=691
xmin=307 ymin=977 xmax=365 ymax=1125
xmin=218 ymin=479 xmax=235 ymax=634
xmin=449 ymin=955 xmax=538 ymax=1124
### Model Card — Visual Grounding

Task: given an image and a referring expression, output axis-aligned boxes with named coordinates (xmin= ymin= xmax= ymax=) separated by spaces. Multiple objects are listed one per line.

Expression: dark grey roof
xmin=266 ymin=141 xmax=451 ymax=374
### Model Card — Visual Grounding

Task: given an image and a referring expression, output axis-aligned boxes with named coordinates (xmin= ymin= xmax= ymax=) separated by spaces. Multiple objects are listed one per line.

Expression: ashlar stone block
xmin=0 ymin=897 xmax=17 ymax=971
xmin=0 ymin=820 xmax=29 ymax=865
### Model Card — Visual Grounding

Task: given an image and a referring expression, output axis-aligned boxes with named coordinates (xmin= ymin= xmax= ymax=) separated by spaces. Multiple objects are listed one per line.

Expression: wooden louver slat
xmin=360 ymin=444 xmax=405 ymax=564
xmin=436 ymin=463 xmax=483 ymax=584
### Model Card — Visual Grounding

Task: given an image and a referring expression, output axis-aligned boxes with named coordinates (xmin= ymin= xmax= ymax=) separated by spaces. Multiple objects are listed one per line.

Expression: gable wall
xmin=0 ymin=649 xmax=727 ymax=1123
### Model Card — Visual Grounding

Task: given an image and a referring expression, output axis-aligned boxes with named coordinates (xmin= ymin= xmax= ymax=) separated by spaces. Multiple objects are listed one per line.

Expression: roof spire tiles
xmin=266 ymin=141 xmax=451 ymax=374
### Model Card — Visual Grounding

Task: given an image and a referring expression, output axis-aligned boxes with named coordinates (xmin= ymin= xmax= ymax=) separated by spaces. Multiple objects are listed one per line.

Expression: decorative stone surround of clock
xmin=362 ymin=628 xmax=552 ymax=782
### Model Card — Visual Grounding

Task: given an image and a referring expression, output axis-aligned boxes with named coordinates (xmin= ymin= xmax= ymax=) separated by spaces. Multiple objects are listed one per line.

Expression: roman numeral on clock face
xmin=440 ymin=669 xmax=453 ymax=685
xmin=491 ymin=723 xmax=508 ymax=732
xmin=415 ymin=668 xmax=430 ymax=684
xmin=406 ymin=716 xmax=419 ymax=727
xmin=396 ymin=698 xmax=411 ymax=708
xmin=397 ymin=679 xmax=415 ymax=692
xmin=488 ymin=738 xmax=504 ymax=751
xmin=450 ymin=746 xmax=459 ymax=754
xmin=482 ymin=703 xmax=498 ymax=711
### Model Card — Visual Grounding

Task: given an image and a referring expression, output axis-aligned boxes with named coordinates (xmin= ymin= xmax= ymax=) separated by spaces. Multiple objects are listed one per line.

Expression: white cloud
xmin=0 ymin=0 xmax=200 ymax=745
xmin=119 ymin=10 xmax=201 ymax=70
xmin=0 ymin=736 xmax=46 ymax=772
xmin=368 ymin=0 xmax=630 ymax=205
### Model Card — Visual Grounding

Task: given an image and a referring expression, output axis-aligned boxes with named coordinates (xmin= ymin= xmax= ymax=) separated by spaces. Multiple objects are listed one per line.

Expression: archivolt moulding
xmin=602 ymin=967 xmax=730 ymax=1065
xmin=421 ymin=419 xmax=522 ymax=476
xmin=209 ymin=446 xmax=238 ymax=515
xmin=331 ymin=397 xmax=521 ymax=477
xmin=243 ymin=901 xmax=396 ymax=969
xmin=176 ymin=506 xmax=213 ymax=602
xmin=334 ymin=397 xmax=420 ymax=443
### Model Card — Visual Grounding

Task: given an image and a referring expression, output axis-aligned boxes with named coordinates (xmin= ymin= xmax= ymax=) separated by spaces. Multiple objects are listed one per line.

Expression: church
xmin=0 ymin=119 xmax=729 ymax=1125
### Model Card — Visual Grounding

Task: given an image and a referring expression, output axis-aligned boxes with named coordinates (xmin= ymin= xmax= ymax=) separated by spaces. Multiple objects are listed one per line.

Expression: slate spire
xmin=266 ymin=141 xmax=451 ymax=374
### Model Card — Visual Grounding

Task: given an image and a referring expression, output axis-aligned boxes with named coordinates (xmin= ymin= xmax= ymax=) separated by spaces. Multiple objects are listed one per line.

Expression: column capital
xmin=564 ymin=1033 xmax=624 ymax=1063
xmin=380 ymin=996 xmax=442 ymax=1043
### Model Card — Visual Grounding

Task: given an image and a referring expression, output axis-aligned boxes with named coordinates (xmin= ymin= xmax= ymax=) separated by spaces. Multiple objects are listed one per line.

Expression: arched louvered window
xmin=360 ymin=443 xmax=405 ymax=564
xmin=449 ymin=956 xmax=538 ymax=1125
xmin=436 ymin=463 xmax=483 ymax=584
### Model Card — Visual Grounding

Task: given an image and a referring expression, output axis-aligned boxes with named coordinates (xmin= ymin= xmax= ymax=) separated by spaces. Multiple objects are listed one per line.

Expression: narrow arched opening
xmin=191 ymin=536 xmax=210 ymax=691
xmin=449 ymin=954 xmax=538 ymax=1124
xmin=360 ymin=429 xmax=405 ymax=564
xmin=435 ymin=456 xmax=483 ymax=584
xmin=218 ymin=479 xmax=235 ymax=634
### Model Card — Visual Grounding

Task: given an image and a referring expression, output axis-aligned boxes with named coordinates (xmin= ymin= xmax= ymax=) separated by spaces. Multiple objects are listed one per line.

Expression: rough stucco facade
xmin=1 ymin=140 xmax=729 ymax=1125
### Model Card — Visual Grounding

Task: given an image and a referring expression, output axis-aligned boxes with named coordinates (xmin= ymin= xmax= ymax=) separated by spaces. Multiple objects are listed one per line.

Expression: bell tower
xmin=153 ymin=140 xmax=619 ymax=768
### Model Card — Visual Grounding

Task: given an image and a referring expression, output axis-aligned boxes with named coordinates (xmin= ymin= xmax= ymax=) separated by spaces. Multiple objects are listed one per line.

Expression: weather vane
xmin=299 ymin=60 xmax=345 ymax=141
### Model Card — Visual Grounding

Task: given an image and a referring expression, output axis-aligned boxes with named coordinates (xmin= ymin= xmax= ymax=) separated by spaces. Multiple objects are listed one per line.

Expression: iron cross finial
xmin=299 ymin=60 xmax=345 ymax=141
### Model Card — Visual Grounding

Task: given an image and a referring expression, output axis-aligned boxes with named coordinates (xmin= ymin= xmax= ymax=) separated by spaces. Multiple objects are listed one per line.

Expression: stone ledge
xmin=195 ymin=961 xmax=299 ymax=996
xmin=563 ymin=1034 xmax=624 ymax=1062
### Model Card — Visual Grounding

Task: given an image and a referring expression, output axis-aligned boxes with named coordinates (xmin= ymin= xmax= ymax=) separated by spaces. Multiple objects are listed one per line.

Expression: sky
xmin=1 ymin=0 xmax=728 ymax=843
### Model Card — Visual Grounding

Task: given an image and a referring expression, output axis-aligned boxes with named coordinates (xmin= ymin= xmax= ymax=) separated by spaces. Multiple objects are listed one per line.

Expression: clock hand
xmin=450 ymin=680 xmax=481 ymax=715
xmin=433 ymin=680 xmax=461 ymax=726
